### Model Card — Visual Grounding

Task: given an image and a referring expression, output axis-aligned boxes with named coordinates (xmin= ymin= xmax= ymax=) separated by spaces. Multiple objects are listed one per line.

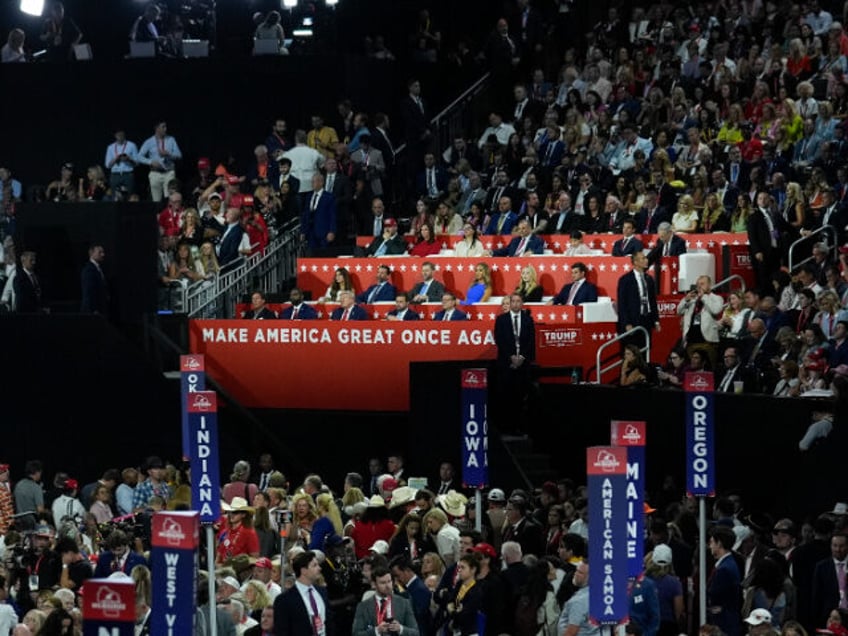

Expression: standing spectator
xmin=254 ymin=11 xmax=286 ymax=54
xmin=495 ymin=293 xmax=537 ymax=433
xmin=14 ymin=460 xmax=45 ymax=530
xmin=616 ymin=252 xmax=660 ymax=345
xmin=707 ymin=525 xmax=742 ymax=636
xmin=1 ymin=29 xmax=26 ymax=63
xmin=115 ymin=467 xmax=138 ymax=516
xmin=0 ymin=464 xmax=13 ymax=536
xmin=282 ymin=130 xmax=324 ymax=211
xmin=138 ymin=121 xmax=183 ymax=202
xmin=104 ymin=130 xmax=138 ymax=196
xmin=307 ymin=115 xmax=339 ymax=160
xmin=401 ymin=79 xmax=431 ymax=181
xmin=80 ymin=244 xmax=108 ymax=315
xmin=12 ymin=251 xmax=42 ymax=313
xmin=132 ymin=456 xmax=171 ymax=511
xmin=39 ymin=1 xmax=81 ymax=62
xmin=299 ymin=174 xmax=337 ymax=253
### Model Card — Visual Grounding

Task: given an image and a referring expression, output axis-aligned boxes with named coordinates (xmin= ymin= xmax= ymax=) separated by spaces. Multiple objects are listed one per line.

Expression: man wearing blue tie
xmin=357 ymin=265 xmax=397 ymax=304
xmin=365 ymin=217 xmax=406 ymax=257
xmin=491 ymin=219 xmax=544 ymax=256
xmin=433 ymin=293 xmax=469 ymax=321
xmin=410 ymin=262 xmax=446 ymax=304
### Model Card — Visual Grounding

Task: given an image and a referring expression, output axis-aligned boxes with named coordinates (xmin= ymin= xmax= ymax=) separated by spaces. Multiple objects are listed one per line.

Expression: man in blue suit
xmin=549 ymin=263 xmax=599 ymax=305
xmin=433 ymin=293 xmax=468 ymax=321
xmin=356 ymin=265 xmax=397 ymax=304
xmin=279 ymin=287 xmax=318 ymax=320
xmin=612 ymin=219 xmax=644 ymax=257
xmin=706 ymin=526 xmax=742 ymax=636
xmin=274 ymin=550 xmax=334 ymax=636
xmin=386 ymin=292 xmax=420 ymax=321
xmin=300 ymin=173 xmax=337 ymax=252
xmin=616 ymin=251 xmax=659 ymax=338
xmin=492 ymin=219 xmax=544 ymax=256
xmin=217 ymin=207 xmax=248 ymax=267
xmin=416 ymin=152 xmax=448 ymax=201
xmin=485 ymin=196 xmax=518 ymax=235
xmin=330 ymin=290 xmax=369 ymax=320
xmin=390 ymin=557 xmax=431 ymax=635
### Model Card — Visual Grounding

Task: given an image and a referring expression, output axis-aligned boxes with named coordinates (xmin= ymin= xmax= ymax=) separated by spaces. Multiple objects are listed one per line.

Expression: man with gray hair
xmin=501 ymin=541 xmax=529 ymax=634
xmin=226 ymin=598 xmax=257 ymax=634
xmin=647 ymin=221 xmax=687 ymax=279
xmin=678 ymin=275 xmax=724 ymax=367
xmin=559 ymin=561 xmax=599 ymax=636
xmin=330 ymin=290 xmax=368 ymax=321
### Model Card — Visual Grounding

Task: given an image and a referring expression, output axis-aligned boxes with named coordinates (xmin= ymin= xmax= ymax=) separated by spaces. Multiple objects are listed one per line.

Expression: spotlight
xmin=282 ymin=0 xmax=296 ymax=7
xmin=302 ymin=16 xmax=313 ymax=26
xmin=292 ymin=28 xmax=313 ymax=37
xmin=20 ymin=0 xmax=44 ymax=16
xmin=326 ymin=0 xmax=338 ymax=5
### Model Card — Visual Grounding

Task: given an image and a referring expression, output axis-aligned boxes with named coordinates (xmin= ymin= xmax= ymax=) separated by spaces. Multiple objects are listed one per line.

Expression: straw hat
xmin=437 ymin=490 xmax=468 ymax=517
xmin=221 ymin=496 xmax=254 ymax=513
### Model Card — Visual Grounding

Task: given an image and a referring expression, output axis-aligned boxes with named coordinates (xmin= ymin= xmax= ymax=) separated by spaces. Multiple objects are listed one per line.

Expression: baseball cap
xmin=197 ymin=157 xmax=211 ymax=169
xmin=241 ymin=195 xmax=254 ymax=208
xmin=651 ymin=544 xmax=672 ymax=566
xmin=744 ymin=609 xmax=772 ymax=626
xmin=254 ymin=557 xmax=273 ymax=569
xmin=487 ymin=488 xmax=506 ymax=502
xmin=472 ymin=543 xmax=496 ymax=559
xmin=226 ymin=175 xmax=241 ymax=185
xmin=208 ymin=192 xmax=222 ymax=200
xmin=220 ymin=576 xmax=241 ymax=591
xmin=369 ymin=540 xmax=389 ymax=555
xmin=383 ymin=218 xmax=398 ymax=228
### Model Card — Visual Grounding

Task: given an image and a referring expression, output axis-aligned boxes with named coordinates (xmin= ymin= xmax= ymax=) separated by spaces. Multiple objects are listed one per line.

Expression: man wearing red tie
xmin=492 ymin=219 xmax=544 ymax=256
xmin=351 ymin=567 xmax=419 ymax=635
xmin=330 ymin=290 xmax=368 ymax=321
xmin=274 ymin=551 xmax=334 ymax=636
xmin=279 ymin=288 xmax=318 ymax=320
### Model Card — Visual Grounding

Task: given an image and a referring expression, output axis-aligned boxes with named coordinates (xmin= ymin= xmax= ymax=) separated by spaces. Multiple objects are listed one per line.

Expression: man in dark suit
xmin=365 ymin=218 xmax=407 ymax=257
xmin=485 ymin=195 xmax=519 ymax=235
xmin=276 ymin=156 xmax=300 ymax=196
xmin=492 ymin=219 xmax=544 ymax=256
xmin=80 ymin=244 xmax=109 ymax=315
xmin=410 ymin=262 xmax=446 ymax=304
xmin=244 ymin=291 xmax=277 ymax=319
xmin=747 ymin=191 xmax=785 ymax=295
xmin=484 ymin=171 xmax=520 ymax=215
xmin=279 ymin=288 xmax=318 ymax=320
xmin=218 ymin=208 xmax=247 ymax=267
xmin=433 ymin=293 xmax=468 ymax=321
xmin=503 ymin=496 xmax=544 ymax=558
xmin=547 ymin=192 xmax=579 ymax=234
xmin=387 ymin=292 xmax=420 ymax=321
xmin=357 ymin=265 xmax=397 ymax=304
xmin=300 ymin=174 xmax=337 ymax=253
xmin=401 ymin=79 xmax=431 ymax=178
xmin=494 ymin=294 xmax=536 ymax=432
xmin=13 ymin=251 xmax=43 ymax=313
xmin=634 ymin=189 xmax=669 ymax=234
xmin=416 ymin=153 xmax=449 ymax=201
xmin=330 ymin=291 xmax=369 ymax=321
xmin=549 ymin=262 xmax=598 ymax=305
xmin=390 ymin=557 xmax=431 ymax=636
xmin=323 ymin=159 xmax=352 ymax=243
xmin=707 ymin=525 xmax=742 ymax=636
xmin=715 ymin=347 xmax=749 ymax=393
xmin=616 ymin=251 xmax=659 ymax=342
xmin=352 ymin=566 xmax=419 ymax=636
xmin=647 ymin=222 xmax=687 ymax=279
xmin=612 ymin=219 xmax=644 ymax=257
xmin=794 ymin=515 xmax=835 ymax=629
xmin=274 ymin=550 xmax=334 ymax=636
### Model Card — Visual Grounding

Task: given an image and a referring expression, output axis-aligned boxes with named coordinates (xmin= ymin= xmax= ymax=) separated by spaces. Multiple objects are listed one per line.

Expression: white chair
xmin=678 ymin=253 xmax=716 ymax=292
xmin=129 ymin=41 xmax=156 ymax=58
xmin=582 ymin=297 xmax=619 ymax=323
xmin=253 ymin=39 xmax=281 ymax=55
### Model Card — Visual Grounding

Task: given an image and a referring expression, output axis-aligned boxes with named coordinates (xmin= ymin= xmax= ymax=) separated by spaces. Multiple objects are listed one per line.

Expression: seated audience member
xmin=387 ymin=292 xmax=421 ymax=321
xmin=515 ymin=265 xmax=543 ymax=302
xmin=612 ymin=219 xmax=643 ymax=257
xmin=620 ymin=344 xmax=649 ymax=386
xmin=410 ymin=261 xmax=446 ymax=304
xmin=564 ymin=230 xmax=593 ymax=256
xmin=279 ymin=287 xmax=317 ymax=320
xmin=320 ymin=267 xmax=355 ymax=302
xmin=434 ymin=293 xmax=469 ymax=321
xmin=244 ymin=291 xmax=276 ymax=320
xmin=461 ymin=263 xmax=492 ymax=305
xmin=455 ymin=223 xmax=486 ymax=257
xmin=491 ymin=219 xmax=544 ymax=256
xmin=409 ymin=220 xmax=441 ymax=257
xmin=549 ymin=263 xmax=598 ymax=305
xmin=365 ymin=217 xmax=406 ymax=256
xmin=485 ymin=196 xmax=518 ymax=235
xmin=356 ymin=265 xmax=397 ymax=304
xmin=331 ymin=290 xmax=369 ymax=320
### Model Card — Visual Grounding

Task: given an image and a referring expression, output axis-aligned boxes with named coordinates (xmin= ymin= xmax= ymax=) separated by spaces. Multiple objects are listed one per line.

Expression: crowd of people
xmin=0 ymin=453 xmax=847 ymax=636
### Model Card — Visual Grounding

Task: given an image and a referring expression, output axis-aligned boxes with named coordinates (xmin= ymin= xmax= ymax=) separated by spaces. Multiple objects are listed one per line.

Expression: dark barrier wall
xmin=15 ymin=202 xmax=158 ymax=321
xmin=0 ymin=315 xmax=180 ymax=478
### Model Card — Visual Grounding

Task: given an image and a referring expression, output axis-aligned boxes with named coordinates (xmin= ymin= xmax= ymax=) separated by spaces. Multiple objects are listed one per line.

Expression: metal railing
xmin=395 ymin=71 xmax=492 ymax=160
xmin=591 ymin=326 xmax=651 ymax=385
xmin=712 ymin=274 xmax=747 ymax=293
xmin=174 ymin=221 xmax=302 ymax=318
xmin=788 ymin=224 xmax=836 ymax=272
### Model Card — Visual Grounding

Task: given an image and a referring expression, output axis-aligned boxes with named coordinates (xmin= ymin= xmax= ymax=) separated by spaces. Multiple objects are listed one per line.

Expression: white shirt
xmin=478 ymin=122 xmax=516 ymax=149
xmin=282 ymin=145 xmax=324 ymax=193
xmin=295 ymin=581 xmax=326 ymax=634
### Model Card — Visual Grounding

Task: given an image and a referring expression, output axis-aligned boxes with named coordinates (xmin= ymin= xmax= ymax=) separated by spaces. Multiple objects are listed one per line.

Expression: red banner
xmin=190 ymin=303 xmax=682 ymax=410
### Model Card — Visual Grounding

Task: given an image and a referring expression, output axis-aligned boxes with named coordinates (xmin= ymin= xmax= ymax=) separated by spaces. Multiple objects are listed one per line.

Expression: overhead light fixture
xmin=292 ymin=28 xmax=313 ymax=37
xmin=302 ymin=16 xmax=313 ymax=26
xmin=282 ymin=0 xmax=296 ymax=7
xmin=326 ymin=0 xmax=338 ymax=5
xmin=20 ymin=0 xmax=44 ymax=16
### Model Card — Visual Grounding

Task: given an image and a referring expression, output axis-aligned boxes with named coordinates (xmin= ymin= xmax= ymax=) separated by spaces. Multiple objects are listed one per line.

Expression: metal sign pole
xmin=699 ymin=498 xmax=707 ymax=630
xmin=475 ymin=488 xmax=482 ymax=533
xmin=207 ymin=524 xmax=217 ymax=636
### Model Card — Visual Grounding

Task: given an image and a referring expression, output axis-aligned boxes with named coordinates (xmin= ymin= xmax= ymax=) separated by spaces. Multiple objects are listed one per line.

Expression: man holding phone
xmin=352 ymin=567 xmax=419 ymax=635
xmin=677 ymin=275 xmax=723 ymax=368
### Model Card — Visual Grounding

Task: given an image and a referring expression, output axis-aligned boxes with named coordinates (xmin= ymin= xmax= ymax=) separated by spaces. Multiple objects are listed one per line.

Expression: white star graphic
xmin=300 ymin=265 xmax=307 ymax=272
xmin=611 ymin=264 xmax=618 ymax=272
xmin=661 ymin=264 xmax=669 ymax=271
xmin=488 ymin=313 xmax=496 ymax=319
xmin=695 ymin=241 xmax=703 ymax=249
xmin=600 ymin=241 xmax=608 ymax=248
xmin=549 ymin=313 xmax=556 ymax=320
xmin=311 ymin=265 xmax=318 ymax=272
xmin=476 ymin=313 xmax=483 ymax=319
xmin=317 ymin=311 xmax=324 ymax=318
xmin=671 ymin=262 xmax=678 ymax=270
xmin=445 ymin=264 xmax=452 ymax=271
xmin=708 ymin=241 xmax=715 ymax=248
xmin=732 ymin=240 xmax=739 ymax=246
xmin=561 ymin=312 xmax=569 ymax=321
xmin=373 ymin=312 xmax=380 ymax=319
xmin=365 ymin=264 xmax=373 ymax=272
xmin=587 ymin=264 xmax=595 ymax=271
xmin=456 ymin=264 xmax=465 ymax=272
xmin=685 ymin=241 xmax=691 ymax=248
xmin=400 ymin=264 xmax=407 ymax=272
xmin=607 ymin=332 xmax=614 ymax=339
xmin=536 ymin=312 xmax=545 ymax=320
xmin=553 ymin=241 xmax=561 ymax=248
xmin=502 ymin=264 xmax=511 ymax=272
xmin=538 ymin=263 xmax=546 ymax=271
xmin=672 ymin=277 xmax=678 ymax=283
xmin=496 ymin=242 xmax=504 ymax=249
xmin=720 ymin=241 xmax=728 ymax=246
xmin=485 ymin=242 xmax=492 ymax=249
xmin=648 ymin=241 xmax=656 ymax=248
xmin=491 ymin=264 xmax=499 ymax=271
xmin=321 ymin=265 xmax=329 ymax=272
xmin=599 ymin=264 xmax=606 ymax=272
xmin=411 ymin=264 xmax=419 ymax=271
xmin=592 ymin=333 xmax=598 ymax=341
xmin=623 ymin=264 xmax=631 ymax=271
xmin=551 ymin=263 xmax=558 ymax=271
xmin=355 ymin=264 xmax=362 ymax=272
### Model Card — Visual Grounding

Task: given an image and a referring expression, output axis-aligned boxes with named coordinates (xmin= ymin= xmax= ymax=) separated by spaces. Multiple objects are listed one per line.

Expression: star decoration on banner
xmin=311 ymin=265 xmax=318 ymax=272
xmin=476 ymin=313 xmax=484 ymax=319
xmin=428 ymin=312 xmax=437 ymax=319
xmin=399 ymin=264 xmax=407 ymax=272
xmin=576 ymin=309 xmax=582 ymax=318
xmin=661 ymin=264 xmax=669 ymax=271
xmin=591 ymin=333 xmax=599 ymax=341
xmin=484 ymin=242 xmax=493 ymax=249
xmin=607 ymin=332 xmax=615 ymax=339
xmin=611 ymin=264 xmax=618 ymax=271
xmin=431 ymin=264 xmax=438 ymax=270
xmin=720 ymin=240 xmax=728 ymax=246
xmin=496 ymin=242 xmax=504 ymax=249
xmin=708 ymin=241 xmax=715 ymax=248
xmin=685 ymin=241 xmax=691 ymax=248
xmin=562 ymin=312 xmax=570 ymax=321
xmin=445 ymin=264 xmax=452 ymax=271
xmin=672 ymin=277 xmax=678 ymax=284
xmin=623 ymin=264 xmax=631 ymax=271
xmin=553 ymin=241 xmax=562 ymax=248
xmin=600 ymin=241 xmax=608 ymax=248
xmin=300 ymin=265 xmax=307 ymax=272
xmin=456 ymin=264 xmax=465 ymax=272
xmin=503 ymin=264 xmax=511 ymax=272
xmin=551 ymin=263 xmax=558 ymax=271
xmin=317 ymin=311 xmax=324 ymax=318
xmin=671 ymin=262 xmax=678 ymax=270
xmin=695 ymin=241 xmax=703 ymax=249
xmin=536 ymin=312 xmax=545 ymax=320
xmin=648 ymin=241 xmax=656 ymax=248
xmin=732 ymin=240 xmax=740 ymax=245
xmin=373 ymin=311 xmax=380 ymax=319
xmin=366 ymin=264 xmax=373 ymax=272
xmin=549 ymin=312 xmax=557 ymax=320
xmin=411 ymin=264 xmax=419 ymax=271
xmin=543 ymin=241 xmax=549 ymax=248
xmin=599 ymin=264 xmax=606 ymax=272
xmin=388 ymin=265 xmax=396 ymax=271
xmin=321 ymin=265 xmax=329 ymax=272
xmin=491 ymin=263 xmax=499 ymax=271
xmin=538 ymin=263 xmax=546 ymax=271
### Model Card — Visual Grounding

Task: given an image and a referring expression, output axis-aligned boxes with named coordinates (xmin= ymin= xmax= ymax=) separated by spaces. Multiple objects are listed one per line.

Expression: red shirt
xmin=245 ymin=215 xmax=269 ymax=255
xmin=409 ymin=240 xmax=441 ymax=257
xmin=158 ymin=207 xmax=184 ymax=237
xmin=216 ymin=520 xmax=260 ymax=562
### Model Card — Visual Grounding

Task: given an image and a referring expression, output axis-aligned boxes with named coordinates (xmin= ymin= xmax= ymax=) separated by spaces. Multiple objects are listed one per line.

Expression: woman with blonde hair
xmin=701 ymin=193 xmax=728 ymax=233
xmin=286 ymin=492 xmax=318 ymax=547
xmin=309 ymin=493 xmax=344 ymax=552
xmin=179 ymin=208 xmax=204 ymax=248
xmin=814 ymin=291 xmax=841 ymax=338
xmin=782 ymin=182 xmax=806 ymax=234
xmin=672 ymin=195 xmax=698 ymax=232
xmin=243 ymin=579 xmax=272 ymax=615
xmin=22 ymin=609 xmax=47 ymax=635
xmin=780 ymin=98 xmax=804 ymax=143
xmin=197 ymin=241 xmax=220 ymax=279
xmin=421 ymin=551 xmax=446 ymax=580
xmin=515 ymin=265 xmax=543 ymax=302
